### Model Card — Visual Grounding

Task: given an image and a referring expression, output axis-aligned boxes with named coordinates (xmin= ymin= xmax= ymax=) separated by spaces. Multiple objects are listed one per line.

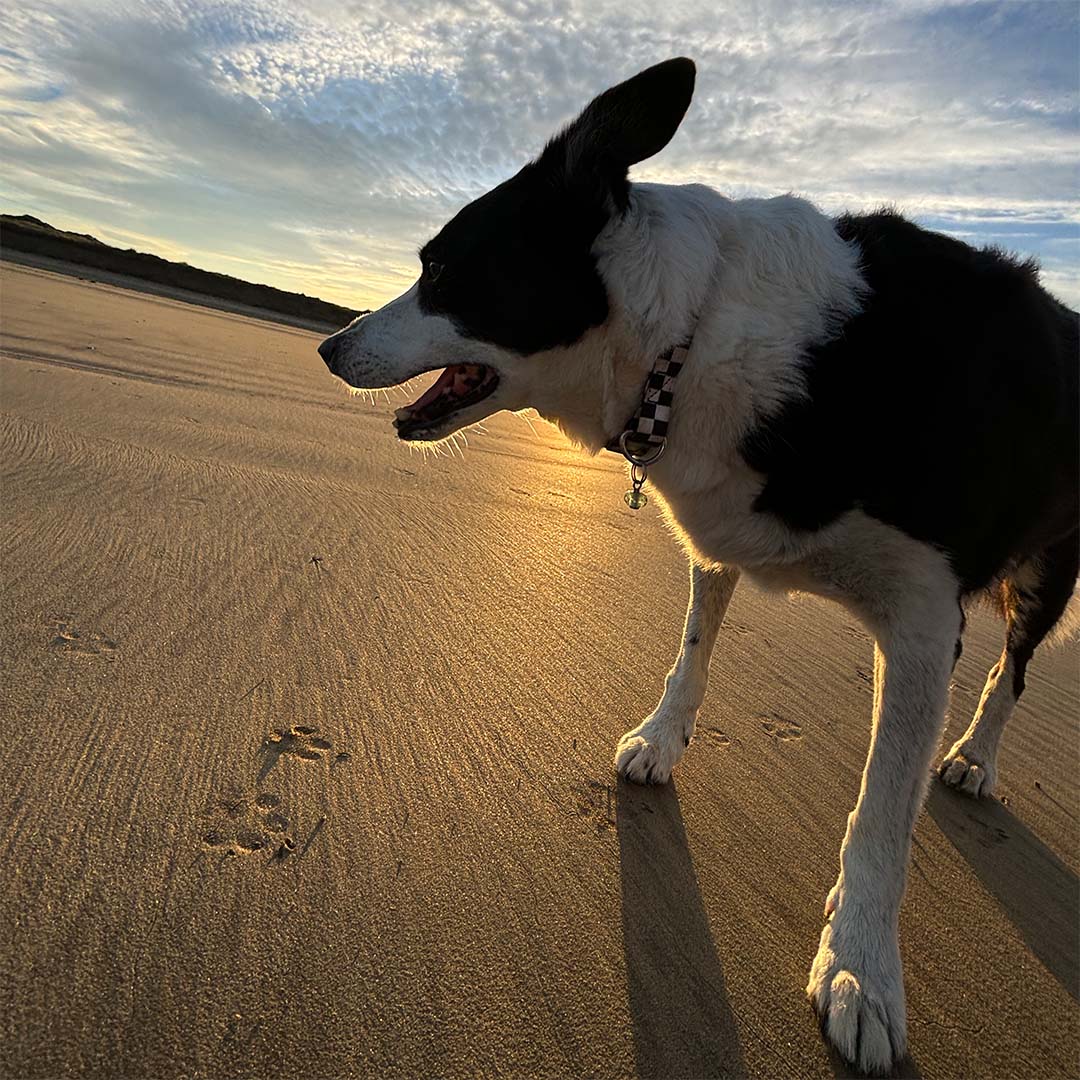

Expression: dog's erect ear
xmin=542 ymin=58 xmax=696 ymax=210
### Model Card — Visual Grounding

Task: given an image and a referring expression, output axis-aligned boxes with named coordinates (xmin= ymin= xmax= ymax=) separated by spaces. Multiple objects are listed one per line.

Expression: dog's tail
xmin=985 ymin=531 xmax=1080 ymax=649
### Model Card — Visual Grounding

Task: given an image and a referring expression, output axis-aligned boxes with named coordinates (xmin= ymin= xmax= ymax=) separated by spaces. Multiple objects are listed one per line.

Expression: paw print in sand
xmin=699 ymin=726 xmax=734 ymax=747
xmin=257 ymin=725 xmax=333 ymax=782
xmin=48 ymin=615 xmax=117 ymax=659
xmin=201 ymin=726 xmax=345 ymax=863
xmin=759 ymin=714 xmax=803 ymax=741
xmin=203 ymin=791 xmax=298 ymax=862
xmin=572 ymin=778 xmax=616 ymax=833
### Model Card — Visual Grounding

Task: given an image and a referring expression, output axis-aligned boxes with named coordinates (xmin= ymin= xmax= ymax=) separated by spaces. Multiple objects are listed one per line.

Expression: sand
xmin=1 ymin=261 xmax=1077 ymax=1080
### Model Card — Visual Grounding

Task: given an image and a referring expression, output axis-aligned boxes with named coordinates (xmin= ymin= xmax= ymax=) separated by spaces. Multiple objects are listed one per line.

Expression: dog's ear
xmin=541 ymin=58 xmax=696 ymax=211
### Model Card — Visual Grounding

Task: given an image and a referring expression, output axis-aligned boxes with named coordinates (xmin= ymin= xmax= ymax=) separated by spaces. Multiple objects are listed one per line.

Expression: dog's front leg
xmin=808 ymin=600 xmax=960 ymax=1074
xmin=615 ymin=561 xmax=740 ymax=784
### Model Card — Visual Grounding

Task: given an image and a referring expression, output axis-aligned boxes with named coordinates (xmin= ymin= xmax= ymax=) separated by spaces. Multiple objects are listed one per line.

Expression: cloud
xmin=1 ymin=0 xmax=1077 ymax=308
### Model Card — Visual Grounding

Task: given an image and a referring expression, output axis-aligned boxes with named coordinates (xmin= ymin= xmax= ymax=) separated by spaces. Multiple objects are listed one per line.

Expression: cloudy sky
xmin=2 ymin=0 xmax=1077 ymax=311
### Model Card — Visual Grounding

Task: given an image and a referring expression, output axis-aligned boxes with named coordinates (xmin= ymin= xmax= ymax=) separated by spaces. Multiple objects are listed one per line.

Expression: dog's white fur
xmin=940 ymin=653 xmax=1015 ymax=797
xmin=328 ymin=183 xmax=983 ymax=1072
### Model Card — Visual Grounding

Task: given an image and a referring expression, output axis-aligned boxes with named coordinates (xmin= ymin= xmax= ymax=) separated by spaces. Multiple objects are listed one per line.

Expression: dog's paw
xmin=938 ymin=741 xmax=997 ymax=798
xmin=614 ymin=712 xmax=692 ymax=785
xmin=807 ymin=911 xmax=906 ymax=1076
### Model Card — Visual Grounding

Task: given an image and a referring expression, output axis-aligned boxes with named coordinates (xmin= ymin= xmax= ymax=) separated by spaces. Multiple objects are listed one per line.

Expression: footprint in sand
xmin=700 ymin=726 xmax=733 ymax=747
xmin=759 ymin=714 xmax=803 ymax=742
xmin=203 ymin=790 xmax=298 ymax=862
xmin=257 ymin=725 xmax=333 ymax=782
xmin=48 ymin=615 xmax=117 ymax=659
xmin=254 ymin=792 xmax=291 ymax=833
xmin=203 ymin=726 xmax=345 ymax=861
xmin=572 ymin=778 xmax=616 ymax=832
xmin=235 ymin=829 xmax=270 ymax=854
xmin=217 ymin=792 xmax=247 ymax=820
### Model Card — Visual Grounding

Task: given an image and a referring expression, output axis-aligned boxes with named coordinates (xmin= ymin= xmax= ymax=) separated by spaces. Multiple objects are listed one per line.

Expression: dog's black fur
xmin=742 ymin=210 xmax=1079 ymax=595
xmin=416 ymin=58 xmax=697 ymax=356
xmin=416 ymin=164 xmax=610 ymax=355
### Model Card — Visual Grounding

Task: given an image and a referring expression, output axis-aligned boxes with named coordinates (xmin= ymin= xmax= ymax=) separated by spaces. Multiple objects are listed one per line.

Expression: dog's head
xmin=318 ymin=58 xmax=696 ymax=443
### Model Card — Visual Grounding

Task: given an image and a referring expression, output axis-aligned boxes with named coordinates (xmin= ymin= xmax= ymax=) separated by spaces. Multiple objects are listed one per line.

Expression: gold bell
xmin=618 ymin=436 xmax=665 ymax=512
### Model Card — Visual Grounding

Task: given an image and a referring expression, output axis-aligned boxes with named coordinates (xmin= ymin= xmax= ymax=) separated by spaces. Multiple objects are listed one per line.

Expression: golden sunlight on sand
xmin=2 ymin=262 xmax=1077 ymax=1079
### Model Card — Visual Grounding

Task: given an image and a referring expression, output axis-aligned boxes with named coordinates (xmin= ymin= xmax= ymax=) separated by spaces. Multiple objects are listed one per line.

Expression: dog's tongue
xmin=400 ymin=364 xmax=485 ymax=416
xmin=408 ymin=367 xmax=457 ymax=412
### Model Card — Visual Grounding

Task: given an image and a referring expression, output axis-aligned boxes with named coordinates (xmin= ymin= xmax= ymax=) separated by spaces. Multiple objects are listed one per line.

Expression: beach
xmin=2 ymin=260 xmax=1076 ymax=1079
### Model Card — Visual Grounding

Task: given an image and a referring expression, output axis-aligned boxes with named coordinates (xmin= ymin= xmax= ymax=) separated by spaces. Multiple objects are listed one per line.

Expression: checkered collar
xmin=605 ymin=341 xmax=690 ymax=459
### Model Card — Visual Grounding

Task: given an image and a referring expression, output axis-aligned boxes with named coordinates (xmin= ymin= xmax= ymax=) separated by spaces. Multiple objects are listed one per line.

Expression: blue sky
xmin=2 ymin=0 xmax=1077 ymax=310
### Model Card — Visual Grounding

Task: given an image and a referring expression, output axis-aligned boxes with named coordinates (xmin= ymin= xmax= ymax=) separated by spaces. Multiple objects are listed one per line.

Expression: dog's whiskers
xmin=516 ymin=409 xmax=540 ymax=439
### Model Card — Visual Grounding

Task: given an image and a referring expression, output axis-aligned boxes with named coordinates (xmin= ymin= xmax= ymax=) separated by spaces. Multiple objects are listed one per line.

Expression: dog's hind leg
xmin=615 ymin=561 xmax=740 ymax=784
xmin=940 ymin=528 xmax=1079 ymax=798
xmin=808 ymin=580 xmax=961 ymax=1075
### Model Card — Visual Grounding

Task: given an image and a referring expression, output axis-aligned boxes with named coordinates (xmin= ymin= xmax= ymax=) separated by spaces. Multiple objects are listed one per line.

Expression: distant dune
xmin=0 ymin=213 xmax=365 ymax=332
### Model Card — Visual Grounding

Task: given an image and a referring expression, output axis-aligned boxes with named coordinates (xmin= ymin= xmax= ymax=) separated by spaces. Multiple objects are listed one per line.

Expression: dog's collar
xmin=605 ymin=340 xmax=690 ymax=509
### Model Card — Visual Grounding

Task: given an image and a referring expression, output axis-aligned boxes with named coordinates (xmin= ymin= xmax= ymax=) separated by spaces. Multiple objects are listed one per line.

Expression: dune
xmin=1 ymin=260 xmax=1076 ymax=1079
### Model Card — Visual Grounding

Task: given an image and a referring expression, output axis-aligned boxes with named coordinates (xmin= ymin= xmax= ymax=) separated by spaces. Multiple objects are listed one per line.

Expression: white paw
xmin=807 ymin=909 xmax=907 ymax=1075
xmin=938 ymin=741 xmax=997 ymax=798
xmin=614 ymin=711 xmax=692 ymax=785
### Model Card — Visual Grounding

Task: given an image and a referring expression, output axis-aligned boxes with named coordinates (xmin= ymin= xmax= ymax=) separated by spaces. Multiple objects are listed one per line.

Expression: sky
xmin=2 ymin=0 xmax=1078 ymax=311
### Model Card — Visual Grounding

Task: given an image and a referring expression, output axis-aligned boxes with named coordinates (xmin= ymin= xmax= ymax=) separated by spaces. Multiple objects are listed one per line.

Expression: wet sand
xmin=1 ymin=261 xmax=1077 ymax=1079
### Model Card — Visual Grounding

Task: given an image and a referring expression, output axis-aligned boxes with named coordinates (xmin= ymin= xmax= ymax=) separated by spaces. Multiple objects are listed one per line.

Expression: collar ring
xmin=618 ymin=431 xmax=667 ymax=467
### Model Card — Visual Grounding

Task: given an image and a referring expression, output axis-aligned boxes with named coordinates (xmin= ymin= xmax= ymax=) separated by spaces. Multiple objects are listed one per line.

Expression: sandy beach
xmin=1 ymin=261 xmax=1077 ymax=1079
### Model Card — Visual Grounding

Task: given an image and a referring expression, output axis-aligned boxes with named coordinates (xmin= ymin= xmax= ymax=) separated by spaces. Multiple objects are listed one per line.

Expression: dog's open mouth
xmin=393 ymin=364 xmax=499 ymax=439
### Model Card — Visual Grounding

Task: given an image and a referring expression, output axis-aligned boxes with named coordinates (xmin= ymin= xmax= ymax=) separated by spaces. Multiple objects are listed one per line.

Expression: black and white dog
xmin=319 ymin=59 xmax=1079 ymax=1074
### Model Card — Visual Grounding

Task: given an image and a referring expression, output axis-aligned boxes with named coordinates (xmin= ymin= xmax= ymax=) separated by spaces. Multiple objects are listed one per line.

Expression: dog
xmin=318 ymin=58 xmax=1079 ymax=1074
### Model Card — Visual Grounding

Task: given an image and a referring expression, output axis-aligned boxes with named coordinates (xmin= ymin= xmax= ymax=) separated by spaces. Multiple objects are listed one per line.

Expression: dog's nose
xmin=318 ymin=335 xmax=341 ymax=372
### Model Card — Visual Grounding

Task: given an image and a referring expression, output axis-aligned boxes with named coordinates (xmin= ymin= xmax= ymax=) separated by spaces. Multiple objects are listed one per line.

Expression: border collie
xmin=318 ymin=59 xmax=1079 ymax=1074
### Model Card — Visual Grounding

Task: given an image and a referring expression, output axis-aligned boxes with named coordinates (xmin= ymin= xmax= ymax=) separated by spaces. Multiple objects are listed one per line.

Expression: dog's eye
xmin=425 ymin=260 xmax=444 ymax=283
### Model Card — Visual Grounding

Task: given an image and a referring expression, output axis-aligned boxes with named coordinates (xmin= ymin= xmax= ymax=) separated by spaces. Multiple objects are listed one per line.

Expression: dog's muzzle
xmin=318 ymin=335 xmax=343 ymax=375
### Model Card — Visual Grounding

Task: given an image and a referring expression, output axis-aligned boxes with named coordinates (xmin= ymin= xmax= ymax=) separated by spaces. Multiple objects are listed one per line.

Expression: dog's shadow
xmin=616 ymin=778 xmax=747 ymax=1079
xmin=617 ymin=779 xmax=926 ymax=1080
xmin=926 ymin=781 xmax=1079 ymax=1002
